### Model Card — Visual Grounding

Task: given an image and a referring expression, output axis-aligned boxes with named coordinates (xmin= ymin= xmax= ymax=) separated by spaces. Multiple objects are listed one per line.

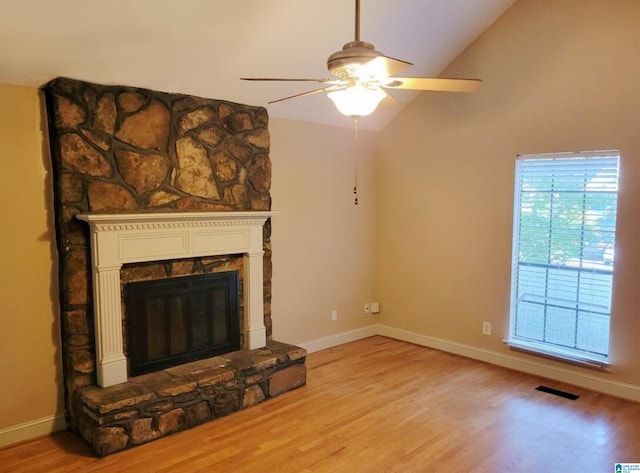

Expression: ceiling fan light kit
xmin=242 ymin=0 xmax=481 ymax=119
xmin=327 ymin=82 xmax=386 ymax=117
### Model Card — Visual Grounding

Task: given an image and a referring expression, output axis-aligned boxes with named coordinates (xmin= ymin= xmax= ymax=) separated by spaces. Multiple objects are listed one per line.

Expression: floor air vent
xmin=535 ymin=385 xmax=580 ymax=400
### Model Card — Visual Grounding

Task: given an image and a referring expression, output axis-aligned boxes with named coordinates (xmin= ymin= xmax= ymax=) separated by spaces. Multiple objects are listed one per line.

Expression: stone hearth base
xmin=73 ymin=341 xmax=306 ymax=456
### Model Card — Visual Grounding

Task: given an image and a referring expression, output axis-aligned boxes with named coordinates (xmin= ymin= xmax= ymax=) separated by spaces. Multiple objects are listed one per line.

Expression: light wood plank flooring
xmin=1 ymin=336 xmax=639 ymax=472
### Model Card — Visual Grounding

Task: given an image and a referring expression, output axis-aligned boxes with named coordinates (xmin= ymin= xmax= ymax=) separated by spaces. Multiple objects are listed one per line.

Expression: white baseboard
xmin=299 ymin=325 xmax=379 ymax=354
xmin=0 ymin=413 xmax=66 ymax=449
xmin=297 ymin=323 xmax=640 ymax=402
xmin=377 ymin=324 xmax=640 ymax=403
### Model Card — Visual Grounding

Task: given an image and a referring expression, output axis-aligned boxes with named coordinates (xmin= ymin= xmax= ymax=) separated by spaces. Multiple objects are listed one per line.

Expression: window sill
xmin=504 ymin=339 xmax=610 ymax=371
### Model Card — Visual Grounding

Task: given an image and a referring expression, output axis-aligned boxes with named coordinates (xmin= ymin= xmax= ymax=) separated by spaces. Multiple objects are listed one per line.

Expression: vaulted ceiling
xmin=0 ymin=0 xmax=515 ymax=130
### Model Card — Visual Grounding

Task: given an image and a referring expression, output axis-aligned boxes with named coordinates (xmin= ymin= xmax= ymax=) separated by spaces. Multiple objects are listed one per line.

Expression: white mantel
xmin=77 ymin=211 xmax=277 ymax=387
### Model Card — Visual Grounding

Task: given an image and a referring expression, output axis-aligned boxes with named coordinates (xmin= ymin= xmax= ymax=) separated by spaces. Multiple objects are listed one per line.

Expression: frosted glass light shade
xmin=327 ymin=84 xmax=386 ymax=117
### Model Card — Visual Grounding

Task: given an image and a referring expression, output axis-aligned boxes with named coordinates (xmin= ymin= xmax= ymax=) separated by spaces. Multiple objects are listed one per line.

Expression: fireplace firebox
xmin=125 ymin=271 xmax=240 ymax=376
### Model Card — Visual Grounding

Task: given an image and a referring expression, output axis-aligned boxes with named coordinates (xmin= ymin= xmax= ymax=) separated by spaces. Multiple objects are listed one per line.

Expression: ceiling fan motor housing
xmin=327 ymin=41 xmax=382 ymax=79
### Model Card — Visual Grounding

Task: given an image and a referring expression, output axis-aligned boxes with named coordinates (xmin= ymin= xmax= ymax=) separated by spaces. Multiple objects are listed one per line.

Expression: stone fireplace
xmin=43 ymin=77 xmax=306 ymax=456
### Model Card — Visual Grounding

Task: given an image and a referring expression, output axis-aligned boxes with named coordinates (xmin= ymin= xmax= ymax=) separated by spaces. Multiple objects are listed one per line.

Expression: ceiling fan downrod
xmin=355 ymin=0 xmax=360 ymax=42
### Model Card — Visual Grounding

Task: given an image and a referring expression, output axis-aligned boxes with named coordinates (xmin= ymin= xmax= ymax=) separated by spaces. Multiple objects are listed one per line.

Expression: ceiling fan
xmin=242 ymin=0 xmax=481 ymax=118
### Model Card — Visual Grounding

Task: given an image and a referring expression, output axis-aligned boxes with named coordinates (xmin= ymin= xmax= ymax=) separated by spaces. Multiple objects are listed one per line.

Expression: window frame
xmin=505 ymin=150 xmax=620 ymax=369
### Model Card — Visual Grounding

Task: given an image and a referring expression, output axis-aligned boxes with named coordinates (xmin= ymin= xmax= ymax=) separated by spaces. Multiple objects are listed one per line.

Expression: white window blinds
xmin=507 ymin=151 xmax=619 ymax=367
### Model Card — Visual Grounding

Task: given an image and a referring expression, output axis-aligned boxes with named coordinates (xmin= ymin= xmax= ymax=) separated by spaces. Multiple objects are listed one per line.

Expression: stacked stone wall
xmin=43 ymin=77 xmax=275 ymax=430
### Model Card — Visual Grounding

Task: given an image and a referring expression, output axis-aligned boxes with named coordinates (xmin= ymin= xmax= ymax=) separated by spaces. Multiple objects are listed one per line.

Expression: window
xmin=507 ymin=151 xmax=619 ymax=367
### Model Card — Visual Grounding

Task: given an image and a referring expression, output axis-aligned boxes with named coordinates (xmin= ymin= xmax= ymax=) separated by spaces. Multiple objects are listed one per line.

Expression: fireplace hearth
xmin=74 ymin=340 xmax=306 ymax=456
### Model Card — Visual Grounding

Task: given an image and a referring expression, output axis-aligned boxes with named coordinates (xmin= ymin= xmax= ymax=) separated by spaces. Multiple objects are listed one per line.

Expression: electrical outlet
xmin=364 ymin=303 xmax=370 ymax=314
xmin=482 ymin=321 xmax=492 ymax=335
xmin=331 ymin=309 xmax=338 ymax=322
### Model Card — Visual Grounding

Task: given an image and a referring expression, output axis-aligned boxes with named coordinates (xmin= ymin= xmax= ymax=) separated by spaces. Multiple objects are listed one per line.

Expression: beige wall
xmin=270 ymin=119 xmax=378 ymax=345
xmin=376 ymin=0 xmax=640 ymax=387
xmin=0 ymin=84 xmax=64 ymax=434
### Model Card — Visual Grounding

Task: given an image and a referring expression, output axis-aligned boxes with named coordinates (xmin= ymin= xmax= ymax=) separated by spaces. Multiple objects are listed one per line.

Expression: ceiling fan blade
xmin=359 ymin=56 xmax=412 ymax=79
xmin=383 ymin=77 xmax=481 ymax=92
xmin=268 ymin=85 xmax=344 ymax=104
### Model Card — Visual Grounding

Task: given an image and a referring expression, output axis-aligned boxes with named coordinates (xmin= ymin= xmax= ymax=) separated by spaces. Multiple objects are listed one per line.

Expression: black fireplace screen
xmin=125 ymin=271 xmax=240 ymax=376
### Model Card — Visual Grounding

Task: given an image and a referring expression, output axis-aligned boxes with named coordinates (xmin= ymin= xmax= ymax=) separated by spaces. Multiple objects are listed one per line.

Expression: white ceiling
xmin=0 ymin=0 xmax=515 ymax=131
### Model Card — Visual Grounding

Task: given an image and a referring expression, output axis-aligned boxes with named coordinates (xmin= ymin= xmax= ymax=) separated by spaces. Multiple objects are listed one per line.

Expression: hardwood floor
xmin=2 ymin=336 xmax=639 ymax=472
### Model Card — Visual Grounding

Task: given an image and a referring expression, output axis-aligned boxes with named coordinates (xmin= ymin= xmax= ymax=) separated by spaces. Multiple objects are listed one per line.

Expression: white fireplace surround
xmin=77 ymin=211 xmax=277 ymax=388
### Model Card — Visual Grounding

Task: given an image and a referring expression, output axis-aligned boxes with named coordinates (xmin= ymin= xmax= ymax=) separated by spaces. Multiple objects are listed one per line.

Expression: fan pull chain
xmin=353 ymin=117 xmax=359 ymax=205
